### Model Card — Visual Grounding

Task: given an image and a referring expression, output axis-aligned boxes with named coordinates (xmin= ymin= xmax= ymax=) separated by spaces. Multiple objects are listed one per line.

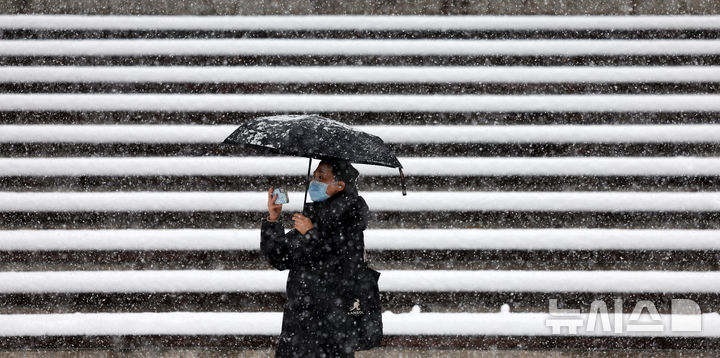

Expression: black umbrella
xmin=223 ymin=114 xmax=406 ymax=206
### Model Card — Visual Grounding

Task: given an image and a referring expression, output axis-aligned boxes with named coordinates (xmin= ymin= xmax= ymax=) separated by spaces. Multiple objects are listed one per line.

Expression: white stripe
xmin=0 ymin=124 xmax=236 ymax=143
xmin=2 ymin=124 xmax=720 ymax=144
xmin=2 ymin=94 xmax=720 ymax=112
xmin=0 ymin=312 xmax=281 ymax=336
xmin=381 ymin=270 xmax=720 ymax=293
xmin=371 ymin=125 xmax=720 ymax=143
xmin=4 ymin=66 xmax=720 ymax=83
xmin=0 ymin=191 xmax=719 ymax=212
xmin=0 ymin=270 xmax=716 ymax=293
xmin=0 ymin=229 xmax=258 ymax=251
xmin=366 ymin=229 xmax=720 ymax=250
xmin=0 ymin=311 xmax=718 ymax=337
xmin=2 ymin=39 xmax=720 ymax=56
xmin=381 ymin=311 xmax=720 ymax=337
xmin=2 ymin=15 xmax=720 ymax=31
xmin=0 ymin=229 xmax=718 ymax=251
xmin=4 ymin=157 xmax=720 ymax=176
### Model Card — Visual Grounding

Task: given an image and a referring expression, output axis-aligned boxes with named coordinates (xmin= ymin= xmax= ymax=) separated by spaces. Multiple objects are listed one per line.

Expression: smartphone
xmin=273 ymin=188 xmax=289 ymax=205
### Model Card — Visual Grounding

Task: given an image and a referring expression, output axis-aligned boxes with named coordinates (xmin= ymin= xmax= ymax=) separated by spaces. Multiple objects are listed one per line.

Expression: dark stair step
xmin=0 ymin=334 xmax=718 ymax=351
xmin=4 ymin=82 xmax=720 ymax=95
xmin=4 ymin=28 xmax=720 ymax=40
xmin=0 ymin=291 xmax=718 ymax=314
xmin=1 ymin=211 xmax=720 ymax=230
xmin=3 ymin=54 xmax=720 ymax=66
xmin=0 ymin=249 xmax=715 ymax=271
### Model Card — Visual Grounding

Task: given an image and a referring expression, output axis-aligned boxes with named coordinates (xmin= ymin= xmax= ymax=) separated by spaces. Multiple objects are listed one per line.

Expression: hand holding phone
xmin=267 ymin=186 xmax=285 ymax=220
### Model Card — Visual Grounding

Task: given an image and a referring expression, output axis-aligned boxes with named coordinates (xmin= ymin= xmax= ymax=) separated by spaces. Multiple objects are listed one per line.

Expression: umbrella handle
xmin=304 ymin=157 xmax=312 ymax=206
xmin=399 ymin=168 xmax=407 ymax=196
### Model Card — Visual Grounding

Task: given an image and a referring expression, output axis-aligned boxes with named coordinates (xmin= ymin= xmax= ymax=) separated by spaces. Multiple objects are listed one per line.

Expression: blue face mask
xmin=308 ymin=180 xmax=334 ymax=202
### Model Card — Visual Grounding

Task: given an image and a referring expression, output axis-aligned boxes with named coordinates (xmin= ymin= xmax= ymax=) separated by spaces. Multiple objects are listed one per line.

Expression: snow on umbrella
xmin=223 ymin=114 xmax=406 ymax=205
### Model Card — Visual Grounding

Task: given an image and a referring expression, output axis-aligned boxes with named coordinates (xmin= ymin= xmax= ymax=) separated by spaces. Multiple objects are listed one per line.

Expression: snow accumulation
xmin=0 ymin=124 xmax=235 ymax=143
xmin=0 ymin=229 xmax=259 ymax=251
xmin=4 ymin=157 xmax=720 ymax=176
xmin=1 ymin=94 xmax=720 ymax=112
xmin=0 ymin=270 xmax=717 ymax=293
xmin=1 ymin=191 xmax=720 ymax=212
xmin=2 ymin=40 xmax=720 ymax=56
xmin=3 ymin=66 xmax=720 ymax=83
xmin=0 ymin=311 xmax=718 ymax=337
xmin=4 ymin=14 xmax=720 ymax=343
xmin=367 ymin=125 xmax=720 ymax=143
xmin=1 ymin=228 xmax=718 ymax=251
xmin=2 ymin=15 xmax=720 ymax=31
xmin=0 ymin=228 xmax=718 ymax=251
xmin=2 ymin=124 xmax=720 ymax=144
xmin=367 ymin=229 xmax=720 ymax=250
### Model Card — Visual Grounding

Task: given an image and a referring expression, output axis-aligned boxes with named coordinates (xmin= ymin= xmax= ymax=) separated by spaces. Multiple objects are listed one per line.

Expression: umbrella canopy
xmin=223 ymin=114 xmax=406 ymax=204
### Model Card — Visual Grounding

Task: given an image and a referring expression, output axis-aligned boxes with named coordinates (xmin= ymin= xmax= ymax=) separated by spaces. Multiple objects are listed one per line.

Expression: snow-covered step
xmin=2 ymin=94 xmax=720 ymax=112
xmin=3 ymin=39 xmax=720 ymax=57
xmin=0 ymin=191 xmax=719 ymax=212
xmin=0 ymin=310 xmax=718 ymax=337
xmin=3 ymin=66 xmax=720 ymax=83
xmin=0 ymin=269 xmax=716 ymax=293
xmin=3 ymin=15 xmax=720 ymax=32
xmin=5 ymin=56 xmax=713 ymax=67
xmin=3 ymin=157 xmax=720 ymax=177
xmin=3 ymin=124 xmax=720 ymax=144
xmin=0 ymin=228 xmax=717 ymax=251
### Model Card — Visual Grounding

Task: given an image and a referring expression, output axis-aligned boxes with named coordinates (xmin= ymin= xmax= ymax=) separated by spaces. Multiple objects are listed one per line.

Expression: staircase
xmin=1 ymin=15 xmax=720 ymax=356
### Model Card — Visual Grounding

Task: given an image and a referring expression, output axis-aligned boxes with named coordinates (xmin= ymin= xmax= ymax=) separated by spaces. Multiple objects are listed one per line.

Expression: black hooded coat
xmin=261 ymin=186 xmax=381 ymax=358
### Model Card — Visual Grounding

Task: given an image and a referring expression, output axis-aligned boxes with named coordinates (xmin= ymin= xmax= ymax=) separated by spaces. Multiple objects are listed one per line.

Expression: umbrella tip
xmin=399 ymin=168 xmax=407 ymax=196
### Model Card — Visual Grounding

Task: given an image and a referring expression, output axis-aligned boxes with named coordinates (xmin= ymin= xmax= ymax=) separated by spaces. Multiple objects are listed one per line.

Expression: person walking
xmin=261 ymin=157 xmax=379 ymax=358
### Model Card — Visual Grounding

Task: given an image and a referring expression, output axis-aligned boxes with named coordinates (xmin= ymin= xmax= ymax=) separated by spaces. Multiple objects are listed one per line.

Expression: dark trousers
xmin=275 ymin=348 xmax=354 ymax=358
xmin=275 ymin=337 xmax=355 ymax=358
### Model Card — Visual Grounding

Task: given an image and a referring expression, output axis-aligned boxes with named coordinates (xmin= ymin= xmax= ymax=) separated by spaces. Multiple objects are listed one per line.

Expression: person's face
xmin=313 ymin=162 xmax=345 ymax=196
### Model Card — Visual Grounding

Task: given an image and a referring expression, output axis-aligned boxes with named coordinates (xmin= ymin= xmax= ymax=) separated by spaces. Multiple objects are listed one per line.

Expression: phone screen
xmin=273 ymin=189 xmax=288 ymax=204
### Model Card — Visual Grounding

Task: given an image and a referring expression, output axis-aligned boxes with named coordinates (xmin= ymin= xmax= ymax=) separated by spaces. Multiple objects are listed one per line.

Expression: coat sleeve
xmin=260 ymin=215 xmax=330 ymax=269
xmin=260 ymin=218 xmax=299 ymax=271
xmin=262 ymin=197 xmax=369 ymax=269
xmin=284 ymin=197 xmax=369 ymax=267
xmin=284 ymin=223 xmax=331 ymax=266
